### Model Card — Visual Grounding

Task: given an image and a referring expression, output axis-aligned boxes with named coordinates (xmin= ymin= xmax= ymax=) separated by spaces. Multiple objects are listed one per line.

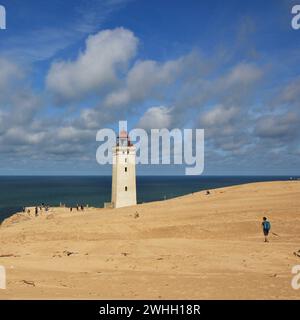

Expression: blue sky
xmin=0 ymin=0 xmax=299 ymax=175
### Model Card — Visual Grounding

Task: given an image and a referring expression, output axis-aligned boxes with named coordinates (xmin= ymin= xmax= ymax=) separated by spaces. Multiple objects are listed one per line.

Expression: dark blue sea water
xmin=0 ymin=176 xmax=298 ymax=222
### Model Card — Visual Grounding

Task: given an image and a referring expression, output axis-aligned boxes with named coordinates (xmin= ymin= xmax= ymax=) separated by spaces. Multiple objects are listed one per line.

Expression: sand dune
xmin=0 ymin=181 xmax=300 ymax=299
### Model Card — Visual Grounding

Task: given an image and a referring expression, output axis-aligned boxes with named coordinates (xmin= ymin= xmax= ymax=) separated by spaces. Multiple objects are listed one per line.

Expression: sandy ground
xmin=0 ymin=181 xmax=300 ymax=300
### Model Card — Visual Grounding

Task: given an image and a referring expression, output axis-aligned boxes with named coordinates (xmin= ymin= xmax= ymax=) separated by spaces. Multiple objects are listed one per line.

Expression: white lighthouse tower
xmin=111 ymin=130 xmax=137 ymax=208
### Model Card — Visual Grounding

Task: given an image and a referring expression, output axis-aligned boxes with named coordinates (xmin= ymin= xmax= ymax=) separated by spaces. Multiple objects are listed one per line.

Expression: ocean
xmin=0 ymin=175 xmax=297 ymax=222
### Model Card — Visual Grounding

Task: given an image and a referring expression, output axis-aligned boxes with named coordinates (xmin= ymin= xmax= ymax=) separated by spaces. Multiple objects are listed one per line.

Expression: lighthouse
xmin=111 ymin=130 xmax=137 ymax=208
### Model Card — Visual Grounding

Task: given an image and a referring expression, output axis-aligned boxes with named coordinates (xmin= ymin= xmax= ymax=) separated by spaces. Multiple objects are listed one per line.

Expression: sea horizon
xmin=1 ymin=175 xmax=298 ymax=222
xmin=0 ymin=174 xmax=299 ymax=177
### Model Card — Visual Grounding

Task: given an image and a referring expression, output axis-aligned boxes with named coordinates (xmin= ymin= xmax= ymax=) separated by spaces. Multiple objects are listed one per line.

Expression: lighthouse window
xmin=125 ymin=186 xmax=128 ymax=191
xmin=125 ymin=167 xmax=127 ymax=172
xmin=127 ymin=150 xmax=129 ymax=154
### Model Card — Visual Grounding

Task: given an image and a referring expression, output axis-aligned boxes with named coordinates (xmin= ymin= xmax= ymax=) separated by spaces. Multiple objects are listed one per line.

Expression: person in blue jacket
xmin=262 ymin=217 xmax=271 ymax=242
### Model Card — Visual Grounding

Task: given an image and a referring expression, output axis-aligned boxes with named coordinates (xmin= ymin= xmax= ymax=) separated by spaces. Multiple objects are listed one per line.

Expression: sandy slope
xmin=0 ymin=181 xmax=300 ymax=300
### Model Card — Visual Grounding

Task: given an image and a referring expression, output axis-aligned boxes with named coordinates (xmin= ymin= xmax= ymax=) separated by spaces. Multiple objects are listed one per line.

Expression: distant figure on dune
xmin=35 ymin=207 xmax=38 ymax=217
xmin=262 ymin=217 xmax=271 ymax=242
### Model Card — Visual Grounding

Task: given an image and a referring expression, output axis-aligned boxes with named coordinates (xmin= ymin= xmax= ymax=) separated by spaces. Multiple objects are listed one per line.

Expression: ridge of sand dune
xmin=0 ymin=181 xmax=300 ymax=299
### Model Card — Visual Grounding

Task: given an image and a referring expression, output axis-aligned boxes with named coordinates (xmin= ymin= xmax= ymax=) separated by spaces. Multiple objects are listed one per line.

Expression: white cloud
xmin=0 ymin=58 xmax=24 ymax=98
xmin=224 ymin=62 xmax=262 ymax=87
xmin=138 ymin=106 xmax=174 ymax=130
xmin=200 ymin=105 xmax=239 ymax=127
xmin=0 ymin=58 xmax=41 ymax=131
xmin=4 ymin=127 xmax=46 ymax=145
xmin=46 ymin=27 xmax=138 ymax=103
xmin=56 ymin=126 xmax=92 ymax=142
xmin=104 ymin=54 xmax=194 ymax=108
xmin=198 ymin=104 xmax=250 ymax=152
xmin=0 ymin=25 xmax=296 ymax=174
xmin=255 ymin=112 xmax=300 ymax=140
xmin=276 ymin=77 xmax=300 ymax=105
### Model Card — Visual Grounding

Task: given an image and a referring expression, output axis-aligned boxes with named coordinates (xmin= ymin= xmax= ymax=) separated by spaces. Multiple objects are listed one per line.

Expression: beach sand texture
xmin=0 ymin=181 xmax=300 ymax=299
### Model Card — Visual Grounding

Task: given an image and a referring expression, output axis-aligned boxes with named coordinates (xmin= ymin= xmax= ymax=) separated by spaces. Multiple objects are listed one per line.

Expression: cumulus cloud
xmin=198 ymin=104 xmax=251 ymax=152
xmin=167 ymin=61 xmax=264 ymax=129
xmin=0 ymin=25 xmax=298 ymax=174
xmin=46 ymin=27 xmax=138 ymax=103
xmin=209 ymin=62 xmax=263 ymax=107
xmin=0 ymin=58 xmax=23 ymax=85
xmin=4 ymin=127 xmax=46 ymax=145
xmin=0 ymin=58 xmax=25 ymax=101
xmin=104 ymin=52 xmax=201 ymax=109
xmin=223 ymin=62 xmax=262 ymax=87
xmin=0 ymin=57 xmax=92 ymax=160
xmin=138 ymin=106 xmax=174 ymax=130
xmin=255 ymin=112 xmax=300 ymax=140
xmin=274 ymin=77 xmax=300 ymax=106
xmin=0 ymin=39 xmax=269 ymax=171
xmin=56 ymin=126 xmax=92 ymax=142
xmin=0 ymin=58 xmax=41 ymax=133
xmin=200 ymin=105 xmax=239 ymax=127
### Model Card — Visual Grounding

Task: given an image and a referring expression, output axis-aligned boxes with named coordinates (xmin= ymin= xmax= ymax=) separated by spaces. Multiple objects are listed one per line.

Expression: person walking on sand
xmin=262 ymin=217 xmax=271 ymax=242
xmin=35 ymin=206 xmax=38 ymax=217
